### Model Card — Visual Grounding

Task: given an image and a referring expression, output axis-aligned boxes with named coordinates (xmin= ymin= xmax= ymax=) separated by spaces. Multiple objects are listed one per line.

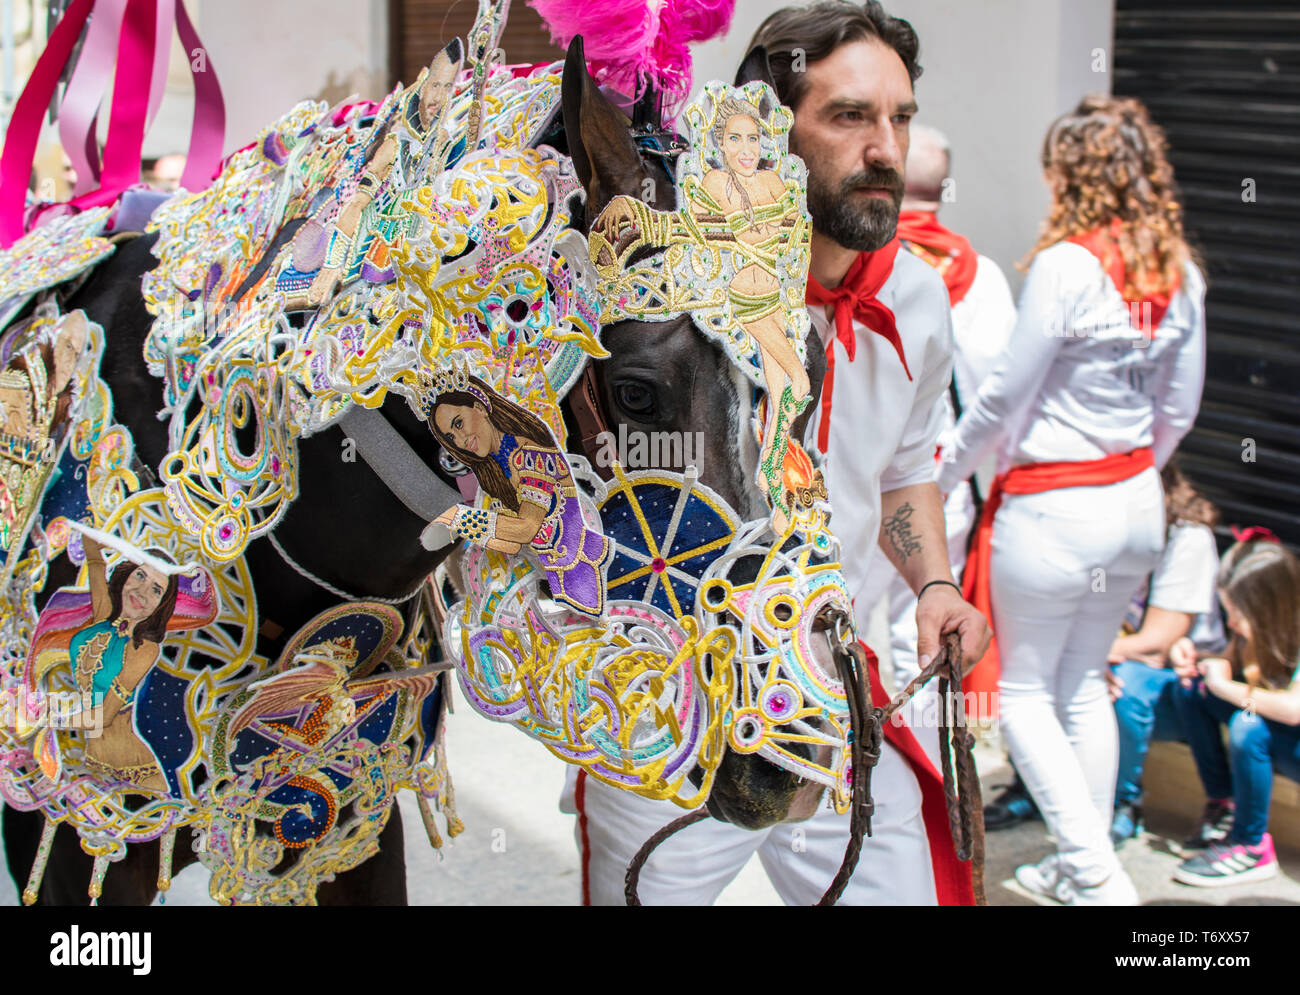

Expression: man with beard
xmin=856 ymin=123 xmax=1019 ymax=766
xmin=569 ymin=1 xmax=991 ymax=905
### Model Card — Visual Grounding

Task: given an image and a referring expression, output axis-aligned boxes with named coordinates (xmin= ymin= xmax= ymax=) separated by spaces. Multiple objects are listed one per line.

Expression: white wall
xmin=197 ymin=0 xmax=391 ymax=154
xmin=690 ymin=0 xmax=1115 ymax=290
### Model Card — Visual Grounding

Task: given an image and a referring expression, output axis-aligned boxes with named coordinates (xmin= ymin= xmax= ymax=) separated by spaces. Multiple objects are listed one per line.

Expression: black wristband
xmin=917 ymin=579 xmax=962 ymax=602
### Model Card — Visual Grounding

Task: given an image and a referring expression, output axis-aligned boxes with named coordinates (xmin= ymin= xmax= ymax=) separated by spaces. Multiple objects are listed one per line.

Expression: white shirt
xmin=937 ymin=241 xmax=1206 ymax=493
xmin=950 ymin=254 xmax=1018 ymax=409
xmin=807 ymin=249 xmax=955 ymax=622
xmin=1125 ymin=521 xmax=1225 ymax=653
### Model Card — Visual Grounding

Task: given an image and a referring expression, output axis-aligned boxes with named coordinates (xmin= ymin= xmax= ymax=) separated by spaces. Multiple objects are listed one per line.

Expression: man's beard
xmin=796 ymin=147 xmax=904 ymax=252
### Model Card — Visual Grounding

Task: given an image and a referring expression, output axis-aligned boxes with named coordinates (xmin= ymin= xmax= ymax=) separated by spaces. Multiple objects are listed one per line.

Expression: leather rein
xmin=624 ymin=625 xmax=988 ymax=907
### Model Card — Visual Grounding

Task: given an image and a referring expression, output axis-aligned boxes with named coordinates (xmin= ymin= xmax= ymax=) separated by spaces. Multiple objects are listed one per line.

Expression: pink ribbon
xmin=58 ymin=0 xmax=127 ymax=196
xmin=0 ymin=0 xmax=96 ymax=246
xmin=0 ymin=0 xmax=226 ymax=247
xmin=174 ymin=0 xmax=225 ymax=191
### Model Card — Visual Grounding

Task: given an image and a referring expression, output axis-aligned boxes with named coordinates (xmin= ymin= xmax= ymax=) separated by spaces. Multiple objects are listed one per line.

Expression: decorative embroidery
xmin=0 ymin=209 xmax=114 ymax=326
xmin=0 ymin=1 xmax=865 ymax=903
xmin=589 ymin=80 xmax=817 ymax=534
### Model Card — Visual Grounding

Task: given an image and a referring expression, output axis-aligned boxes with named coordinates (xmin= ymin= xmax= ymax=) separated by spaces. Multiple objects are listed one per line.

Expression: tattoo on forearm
xmin=883 ymin=502 xmax=923 ymax=563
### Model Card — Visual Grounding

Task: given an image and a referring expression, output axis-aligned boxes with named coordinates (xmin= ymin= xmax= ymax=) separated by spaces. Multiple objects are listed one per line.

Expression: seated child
xmin=1169 ymin=533 xmax=1300 ymax=887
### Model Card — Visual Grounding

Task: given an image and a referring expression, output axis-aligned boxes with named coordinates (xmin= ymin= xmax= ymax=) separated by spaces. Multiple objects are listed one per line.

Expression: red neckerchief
xmin=1068 ymin=219 xmax=1179 ymax=339
xmin=805 ymin=239 xmax=907 ymax=453
xmin=896 ymin=209 xmax=978 ymax=306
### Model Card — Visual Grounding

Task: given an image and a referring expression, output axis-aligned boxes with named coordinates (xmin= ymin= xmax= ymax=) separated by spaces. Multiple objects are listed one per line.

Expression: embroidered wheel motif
xmin=600 ymin=468 xmax=738 ymax=619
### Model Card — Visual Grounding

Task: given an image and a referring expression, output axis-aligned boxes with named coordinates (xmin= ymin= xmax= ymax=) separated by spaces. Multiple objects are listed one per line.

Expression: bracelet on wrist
xmin=917 ymin=579 xmax=963 ymax=602
xmin=451 ymin=506 xmax=497 ymax=547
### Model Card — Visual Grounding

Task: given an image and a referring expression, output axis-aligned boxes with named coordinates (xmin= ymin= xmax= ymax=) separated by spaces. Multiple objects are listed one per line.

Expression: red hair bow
xmin=1231 ymin=525 xmax=1281 ymax=544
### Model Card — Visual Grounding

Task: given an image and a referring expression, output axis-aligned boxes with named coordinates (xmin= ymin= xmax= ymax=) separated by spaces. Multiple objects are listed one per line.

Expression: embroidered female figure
xmin=593 ymin=97 xmax=812 ymax=532
xmin=424 ymin=371 xmax=610 ymax=616
xmin=70 ymin=534 xmax=180 ymax=792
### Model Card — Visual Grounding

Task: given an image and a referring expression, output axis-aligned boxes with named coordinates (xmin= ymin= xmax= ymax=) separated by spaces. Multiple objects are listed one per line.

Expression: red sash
xmin=960 ymin=448 xmax=1156 ymax=705
xmin=896 ymin=210 xmax=978 ymax=307
xmin=863 ymin=643 xmax=975 ymax=906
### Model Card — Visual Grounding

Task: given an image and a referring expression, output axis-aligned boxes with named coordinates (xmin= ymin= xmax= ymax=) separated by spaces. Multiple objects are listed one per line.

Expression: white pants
xmin=991 ymin=467 xmax=1164 ymax=886
xmin=563 ymin=740 xmax=937 ymax=906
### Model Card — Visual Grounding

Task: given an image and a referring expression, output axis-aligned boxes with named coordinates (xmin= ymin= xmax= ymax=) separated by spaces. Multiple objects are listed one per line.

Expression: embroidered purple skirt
xmin=532 ymin=494 xmax=610 ymax=616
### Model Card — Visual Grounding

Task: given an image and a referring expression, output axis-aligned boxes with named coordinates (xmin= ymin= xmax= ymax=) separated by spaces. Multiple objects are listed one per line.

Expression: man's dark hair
xmin=748 ymin=1 xmax=922 ymax=110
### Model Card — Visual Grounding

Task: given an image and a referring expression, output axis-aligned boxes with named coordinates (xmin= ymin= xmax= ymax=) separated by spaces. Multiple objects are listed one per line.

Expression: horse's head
xmin=557 ymin=40 xmax=851 ymax=830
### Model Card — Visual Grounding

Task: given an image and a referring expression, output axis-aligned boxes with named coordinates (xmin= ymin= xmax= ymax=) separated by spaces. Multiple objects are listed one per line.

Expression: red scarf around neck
xmin=1067 ymin=219 xmax=1180 ymax=339
xmin=806 ymin=239 xmax=907 ymax=453
xmin=896 ymin=210 xmax=978 ymax=306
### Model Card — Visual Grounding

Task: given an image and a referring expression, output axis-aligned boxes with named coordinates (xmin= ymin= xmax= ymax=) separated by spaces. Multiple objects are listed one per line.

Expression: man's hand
xmin=916 ymin=582 xmax=992 ymax=677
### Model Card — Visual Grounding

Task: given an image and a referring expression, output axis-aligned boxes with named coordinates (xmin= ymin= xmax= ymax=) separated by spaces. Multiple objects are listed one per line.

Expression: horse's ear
xmin=561 ymin=35 xmax=650 ymax=218
xmin=734 ymin=44 xmax=777 ymax=90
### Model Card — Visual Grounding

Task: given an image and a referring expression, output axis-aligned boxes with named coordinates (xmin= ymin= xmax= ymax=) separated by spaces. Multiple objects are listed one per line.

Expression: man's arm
xmin=877 ymin=266 xmax=990 ymax=676
xmin=878 ymin=482 xmax=948 ymax=587
xmin=878 ymin=481 xmax=990 ymax=674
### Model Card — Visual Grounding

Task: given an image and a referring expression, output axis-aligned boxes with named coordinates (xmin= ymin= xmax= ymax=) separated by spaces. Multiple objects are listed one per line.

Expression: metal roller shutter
xmin=1113 ymin=0 xmax=1300 ymax=544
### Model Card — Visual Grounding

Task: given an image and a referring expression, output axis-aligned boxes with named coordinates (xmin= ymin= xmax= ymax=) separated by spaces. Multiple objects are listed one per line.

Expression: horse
xmin=3 ymin=35 xmax=853 ymax=906
xmin=553 ymin=39 xmax=840 ymax=832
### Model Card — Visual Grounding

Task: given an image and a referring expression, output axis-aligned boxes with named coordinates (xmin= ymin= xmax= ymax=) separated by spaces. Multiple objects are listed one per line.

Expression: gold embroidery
xmin=74 ymin=630 xmax=113 ymax=698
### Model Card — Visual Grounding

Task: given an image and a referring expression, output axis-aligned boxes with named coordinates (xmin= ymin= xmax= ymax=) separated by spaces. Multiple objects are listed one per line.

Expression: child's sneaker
xmin=1173 ymin=834 xmax=1278 ymax=888
xmin=1182 ymin=799 xmax=1234 ymax=849
xmin=1110 ymin=801 xmax=1144 ymax=846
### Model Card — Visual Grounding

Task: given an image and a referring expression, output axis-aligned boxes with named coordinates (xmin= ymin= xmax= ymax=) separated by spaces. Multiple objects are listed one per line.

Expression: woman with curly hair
xmin=937 ymin=95 xmax=1207 ymax=904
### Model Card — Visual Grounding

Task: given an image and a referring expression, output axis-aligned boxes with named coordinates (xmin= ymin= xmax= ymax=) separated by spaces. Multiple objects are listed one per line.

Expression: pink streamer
xmin=174 ymin=0 xmax=225 ymax=191
xmin=1 ymin=0 xmax=225 ymax=247
xmin=0 ymin=0 xmax=96 ymax=246
xmin=58 ymin=0 xmax=128 ymax=196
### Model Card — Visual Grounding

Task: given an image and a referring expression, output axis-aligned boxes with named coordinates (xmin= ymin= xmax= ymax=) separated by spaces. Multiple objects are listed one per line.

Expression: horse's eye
xmin=439 ymin=447 xmax=469 ymax=475
xmin=614 ymin=381 xmax=656 ymax=418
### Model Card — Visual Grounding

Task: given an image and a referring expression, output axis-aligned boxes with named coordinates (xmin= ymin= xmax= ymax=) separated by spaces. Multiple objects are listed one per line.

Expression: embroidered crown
xmin=416 ymin=361 xmax=492 ymax=419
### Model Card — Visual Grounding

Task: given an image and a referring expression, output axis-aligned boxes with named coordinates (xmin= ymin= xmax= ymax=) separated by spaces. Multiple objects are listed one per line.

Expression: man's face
xmin=789 ymin=39 xmax=916 ymax=251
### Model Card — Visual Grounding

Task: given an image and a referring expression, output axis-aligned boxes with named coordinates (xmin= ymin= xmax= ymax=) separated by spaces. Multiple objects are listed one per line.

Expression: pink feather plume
xmin=528 ymin=0 xmax=736 ymax=116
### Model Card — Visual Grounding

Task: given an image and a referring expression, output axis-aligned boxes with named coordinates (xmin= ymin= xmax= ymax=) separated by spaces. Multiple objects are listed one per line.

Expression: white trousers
xmin=991 ymin=467 xmax=1164 ymax=886
xmin=564 ymin=740 xmax=937 ymax=905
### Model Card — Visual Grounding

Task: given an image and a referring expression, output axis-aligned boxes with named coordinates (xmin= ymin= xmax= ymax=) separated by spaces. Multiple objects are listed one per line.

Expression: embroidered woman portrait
xmin=423 ymin=369 xmax=610 ymax=616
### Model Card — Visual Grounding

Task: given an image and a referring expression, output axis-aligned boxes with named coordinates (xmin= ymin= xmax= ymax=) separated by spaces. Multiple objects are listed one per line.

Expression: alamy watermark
xmin=50 ymin=927 xmax=151 ymax=975
xmin=890 ymin=689 xmax=999 ymax=728
xmin=0 ymin=686 xmax=102 ymax=736
xmin=594 ymin=425 xmax=706 ymax=472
